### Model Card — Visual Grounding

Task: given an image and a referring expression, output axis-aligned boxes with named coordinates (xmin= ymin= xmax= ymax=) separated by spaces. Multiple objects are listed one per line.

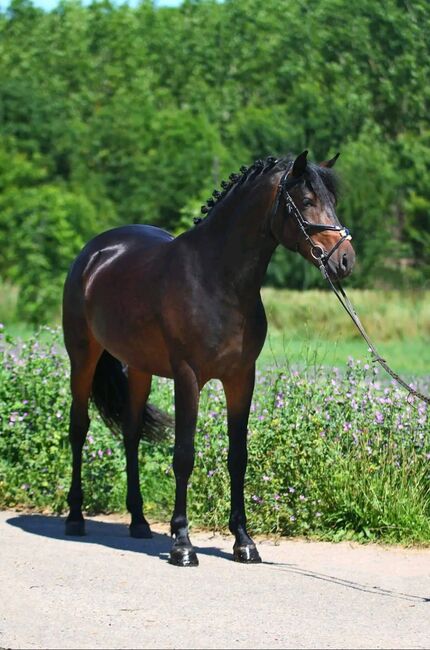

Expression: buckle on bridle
xmin=311 ymin=245 xmax=325 ymax=260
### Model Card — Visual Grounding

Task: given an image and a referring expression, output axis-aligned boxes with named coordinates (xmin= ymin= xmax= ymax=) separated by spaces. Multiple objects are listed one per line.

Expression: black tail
xmin=91 ymin=351 xmax=173 ymax=442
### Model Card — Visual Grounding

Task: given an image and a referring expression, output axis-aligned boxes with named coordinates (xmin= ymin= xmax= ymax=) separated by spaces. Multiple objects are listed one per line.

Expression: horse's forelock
xmin=306 ymin=162 xmax=339 ymax=207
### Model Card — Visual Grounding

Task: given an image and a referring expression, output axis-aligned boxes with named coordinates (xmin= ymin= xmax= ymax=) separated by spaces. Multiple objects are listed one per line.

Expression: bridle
xmin=272 ymin=163 xmax=430 ymax=406
xmin=274 ymin=164 xmax=352 ymax=272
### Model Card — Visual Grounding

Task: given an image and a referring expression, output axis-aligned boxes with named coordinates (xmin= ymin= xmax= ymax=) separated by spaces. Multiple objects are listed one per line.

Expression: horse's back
xmin=65 ymin=224 xmax=172 ymax=287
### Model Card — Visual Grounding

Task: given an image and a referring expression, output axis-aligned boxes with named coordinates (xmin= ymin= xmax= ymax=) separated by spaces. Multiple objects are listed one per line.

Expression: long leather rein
xmin=278 ymin=167 xmax=430 ymax=406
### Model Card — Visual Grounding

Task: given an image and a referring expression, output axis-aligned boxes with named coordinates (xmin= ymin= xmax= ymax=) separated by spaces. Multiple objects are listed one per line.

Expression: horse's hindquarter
xmin=69 ymin=225 xmax=174 ymax=375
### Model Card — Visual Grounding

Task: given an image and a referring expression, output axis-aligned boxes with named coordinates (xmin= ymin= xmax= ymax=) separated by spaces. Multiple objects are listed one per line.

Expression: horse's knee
xmin=69 ymin=403 xmax=90 ymax=445
xmin=173 ymin=451 xmax=195 ymax=479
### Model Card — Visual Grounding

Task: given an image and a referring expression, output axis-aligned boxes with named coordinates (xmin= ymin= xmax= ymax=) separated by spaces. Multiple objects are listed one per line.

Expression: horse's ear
xmin=291 ymin=150 xmax=308 ymax=177
xmin=320 ymin=152 xmax=340 ymax=168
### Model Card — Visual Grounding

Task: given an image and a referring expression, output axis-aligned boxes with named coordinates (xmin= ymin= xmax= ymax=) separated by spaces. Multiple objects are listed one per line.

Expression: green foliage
xmin=0 ymin=182 xmax=100 ymax=322
xmin=0 ymin=137 xmax=116 ymax=322
xmin=0 ymin=0 xmax=430 ymax=321
xmin=1 ymin=325 xmax=430 ymax=544
xmin=336 ymin=127 xmax=401 ymax=285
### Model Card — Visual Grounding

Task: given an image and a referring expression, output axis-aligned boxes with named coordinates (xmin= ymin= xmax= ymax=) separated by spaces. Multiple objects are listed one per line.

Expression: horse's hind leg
xmin=123 ymin=367 xmax=152 ymax=538
xmin=65 ymin=337 xmax=102 ymax=536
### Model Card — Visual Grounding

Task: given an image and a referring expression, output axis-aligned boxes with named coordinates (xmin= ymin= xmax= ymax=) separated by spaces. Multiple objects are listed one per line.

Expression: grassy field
xmin=259 ymin=288 xmax=430 ymax=376
xmin=260 ymin=331 xmax=430 ymax=376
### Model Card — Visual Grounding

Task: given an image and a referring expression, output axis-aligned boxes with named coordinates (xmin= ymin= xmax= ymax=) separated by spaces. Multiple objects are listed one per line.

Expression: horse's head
xmin=271 ymin=150 xmax=355 ymax=280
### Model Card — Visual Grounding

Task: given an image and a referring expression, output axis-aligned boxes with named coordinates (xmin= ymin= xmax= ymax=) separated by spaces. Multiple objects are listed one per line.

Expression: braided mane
xmin=194 ymin=156 xmax=280 ymax=225
xmin=194 ymin=154 xmax=339 ymax=225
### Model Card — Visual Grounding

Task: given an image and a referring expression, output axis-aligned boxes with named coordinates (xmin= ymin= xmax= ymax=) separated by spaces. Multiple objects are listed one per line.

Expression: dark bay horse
xmin=62 ymin=150 xmax=355 ymax=566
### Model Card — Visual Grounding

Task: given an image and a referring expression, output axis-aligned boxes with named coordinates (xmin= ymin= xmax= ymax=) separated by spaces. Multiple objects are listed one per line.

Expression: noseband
xmin=273 ymin=166 xmax=352 ymax=274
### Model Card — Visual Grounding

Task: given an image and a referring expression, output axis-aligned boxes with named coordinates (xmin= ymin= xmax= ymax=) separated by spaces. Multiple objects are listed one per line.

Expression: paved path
xmin=1 ymin=510 xmax=430 ymax=649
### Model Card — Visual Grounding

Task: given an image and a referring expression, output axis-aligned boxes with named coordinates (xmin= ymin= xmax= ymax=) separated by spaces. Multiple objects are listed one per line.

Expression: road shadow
xmin=6 ymin=514 xmax=430 ymax=604
xmin=264 ymin=561 xmax=430 ymax=604
xmin=6 ymin=513 xmax=232 ymax=562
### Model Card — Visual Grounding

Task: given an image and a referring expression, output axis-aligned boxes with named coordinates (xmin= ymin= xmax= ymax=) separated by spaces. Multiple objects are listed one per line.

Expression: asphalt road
xmin=1 ymin=510 xmax=430 ymax=649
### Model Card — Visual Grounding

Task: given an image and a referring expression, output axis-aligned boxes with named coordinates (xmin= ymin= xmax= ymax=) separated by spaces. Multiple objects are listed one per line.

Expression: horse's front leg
xmin=169 ymin=362 xmax=200 ymax=567
xmin=223 ymin=365 xmax=261 ymax=563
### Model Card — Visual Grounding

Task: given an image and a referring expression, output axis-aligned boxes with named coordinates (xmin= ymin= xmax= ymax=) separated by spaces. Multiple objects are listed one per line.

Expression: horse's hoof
xmin=65 ymin=520 xmax=85 ymax=536
xmin=233 ymin=544 xmax=262 ymax=563
xmin=169 ymin=546 xmax=199 ymax=567
xmin=129 ymin=522 xmax=152 ymax=539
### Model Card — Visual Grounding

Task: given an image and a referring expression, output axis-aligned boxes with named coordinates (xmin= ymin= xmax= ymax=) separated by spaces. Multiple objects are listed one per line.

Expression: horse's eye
xmin=303 ymin=198 xmax=315 ymax=208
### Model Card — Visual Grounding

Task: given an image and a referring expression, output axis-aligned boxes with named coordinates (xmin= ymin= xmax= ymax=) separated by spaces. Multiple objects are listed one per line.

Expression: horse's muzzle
xmin=329 ymin=245 xmax=355 ymax=279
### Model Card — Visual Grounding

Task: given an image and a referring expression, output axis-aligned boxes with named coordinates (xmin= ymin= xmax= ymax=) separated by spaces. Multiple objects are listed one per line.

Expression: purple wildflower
xmin=374 ymin=411 xmax=384 ymax=425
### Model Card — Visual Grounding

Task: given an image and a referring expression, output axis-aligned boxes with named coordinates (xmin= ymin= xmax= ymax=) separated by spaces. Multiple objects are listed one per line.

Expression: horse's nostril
xmin=341 ymin=253 xmax=349 ymax=271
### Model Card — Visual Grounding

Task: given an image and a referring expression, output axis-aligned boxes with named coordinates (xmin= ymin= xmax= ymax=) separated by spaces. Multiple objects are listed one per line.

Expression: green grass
xmin=259 ymin=288 xmax=430 ymax=376
xmin=261 ymin=288 xmax=430 ymax=342
xmin=0 ymin=283 xmax=19 ymax=326
xmin=260 ymin=332 xmax=430 ymax=376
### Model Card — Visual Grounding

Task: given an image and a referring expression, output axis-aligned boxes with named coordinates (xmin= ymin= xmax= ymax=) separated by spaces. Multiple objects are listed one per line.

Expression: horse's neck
xmin=194 ymin=186 xmax=278 ymax=298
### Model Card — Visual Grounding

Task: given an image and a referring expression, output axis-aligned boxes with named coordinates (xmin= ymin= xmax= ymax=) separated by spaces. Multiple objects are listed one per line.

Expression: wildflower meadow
xmin=1 ymin=325 xmax=430 ymax=544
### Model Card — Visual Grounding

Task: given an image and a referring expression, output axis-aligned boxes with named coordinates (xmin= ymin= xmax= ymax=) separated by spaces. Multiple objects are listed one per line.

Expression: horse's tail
xmin=91 ymin=351 xmax=173 ymax=442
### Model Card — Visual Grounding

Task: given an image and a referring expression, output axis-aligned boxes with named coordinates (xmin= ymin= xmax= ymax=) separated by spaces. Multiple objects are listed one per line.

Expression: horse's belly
xmin=89 ymin=307 xmax=174 ymax=378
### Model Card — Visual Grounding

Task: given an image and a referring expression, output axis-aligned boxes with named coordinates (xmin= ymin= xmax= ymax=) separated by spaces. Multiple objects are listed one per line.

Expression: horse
xmin=62 ymin=150 xmax=355 ymax=566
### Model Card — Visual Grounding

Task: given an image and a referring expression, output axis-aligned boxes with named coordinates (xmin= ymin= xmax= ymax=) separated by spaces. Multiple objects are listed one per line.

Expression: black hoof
xmin=65 ymin=519 xmax=85 ymax=536
xmin=169 ymin=546 xmax=199 ymax=567
xmin=129 ymin=522 xmax=153 ymax=539
xmin=233 ymin=544 xmax=262 ymax=563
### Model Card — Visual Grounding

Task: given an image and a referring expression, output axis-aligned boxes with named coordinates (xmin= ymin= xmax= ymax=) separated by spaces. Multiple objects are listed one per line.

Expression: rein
xmin=278 ymin=168 xmax=430 ymax=406
xmin=319 ymin=272 xmax=430 ymax=406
